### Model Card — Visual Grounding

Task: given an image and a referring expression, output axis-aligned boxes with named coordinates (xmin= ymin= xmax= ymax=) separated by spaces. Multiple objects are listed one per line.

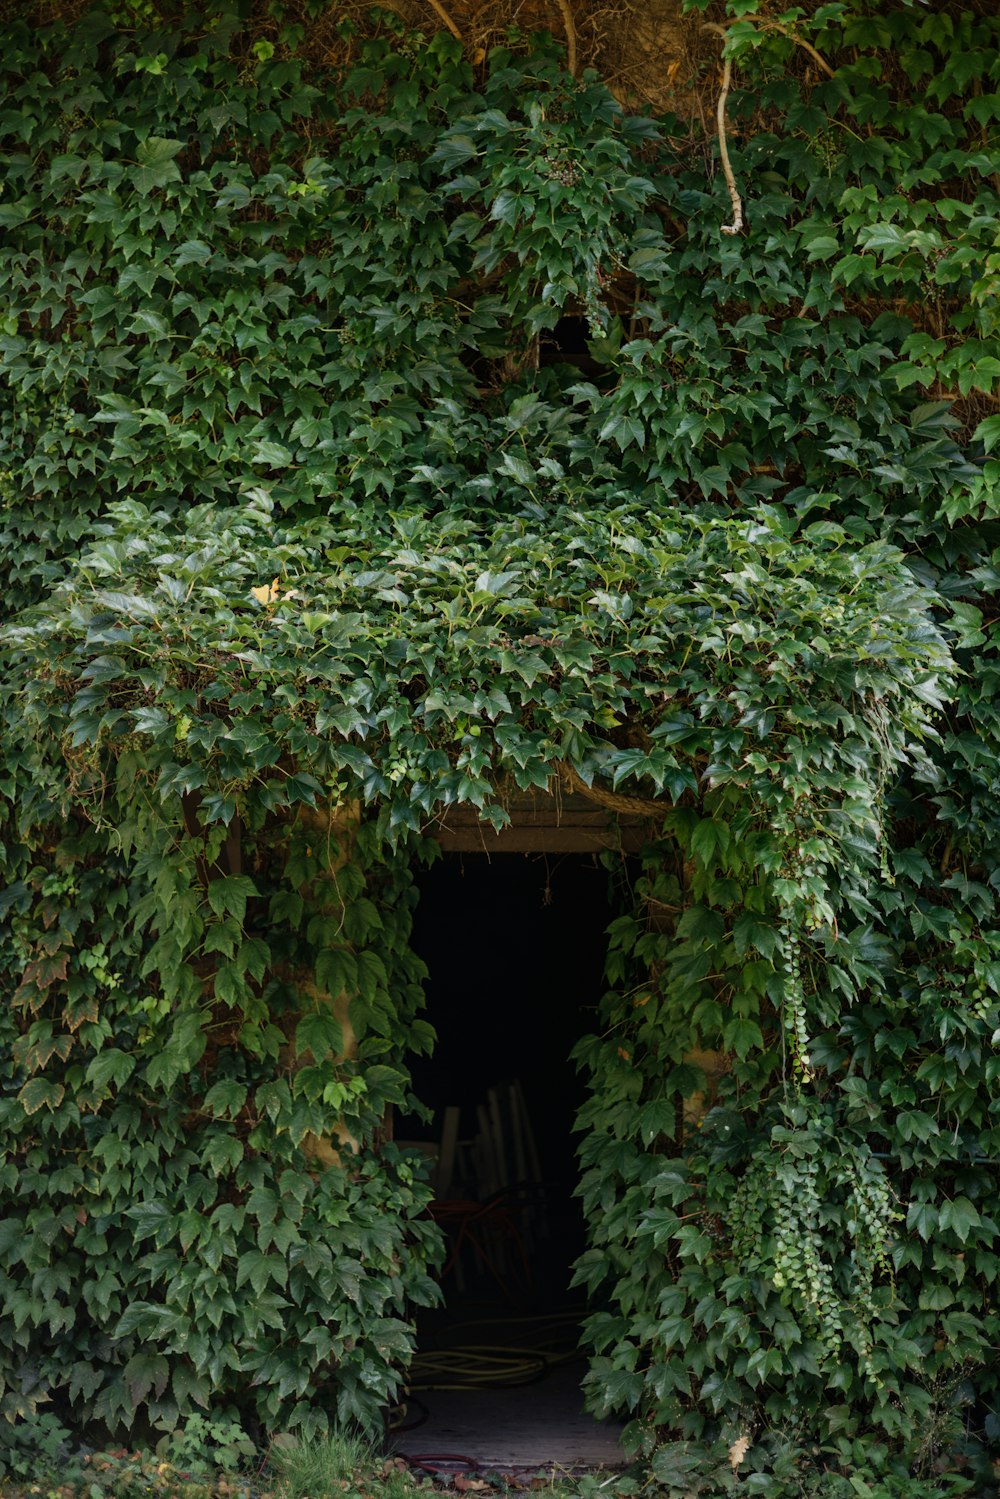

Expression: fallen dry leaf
xmin=728 ymin=1433 xmax=751 ymax=1470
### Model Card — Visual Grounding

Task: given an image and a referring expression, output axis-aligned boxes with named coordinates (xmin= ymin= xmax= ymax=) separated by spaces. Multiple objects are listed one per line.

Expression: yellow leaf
xmin=251 ymin=577 xmax=280 ymax=606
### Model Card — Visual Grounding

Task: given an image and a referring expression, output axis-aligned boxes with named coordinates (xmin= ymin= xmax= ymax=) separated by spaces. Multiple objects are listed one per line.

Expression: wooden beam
xmin=426 ymin=788 xmax=649 ymax=853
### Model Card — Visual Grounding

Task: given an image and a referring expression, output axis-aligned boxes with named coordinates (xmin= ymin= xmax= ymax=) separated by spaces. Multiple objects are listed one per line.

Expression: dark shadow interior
xmin=392 ymin=853 xmax=622 ymax=1462
xmin=403 ymin=852 xmax=614 ymax=1255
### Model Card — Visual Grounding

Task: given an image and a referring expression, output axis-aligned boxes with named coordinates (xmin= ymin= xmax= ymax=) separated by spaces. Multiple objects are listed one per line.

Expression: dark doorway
xmin=393 ymin=852 xmax=625 ymax=1472
xmin=408 ymin=853 xmax=611 ymax=1213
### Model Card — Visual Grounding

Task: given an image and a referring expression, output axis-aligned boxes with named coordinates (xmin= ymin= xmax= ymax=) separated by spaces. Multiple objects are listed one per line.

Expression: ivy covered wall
xmin=1 ymin=1 xmax=999 ymax=1490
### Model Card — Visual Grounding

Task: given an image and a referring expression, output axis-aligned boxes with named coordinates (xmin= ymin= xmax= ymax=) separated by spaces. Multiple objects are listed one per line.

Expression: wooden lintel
xmin=427 ymin=788 xmax=648 ymax=854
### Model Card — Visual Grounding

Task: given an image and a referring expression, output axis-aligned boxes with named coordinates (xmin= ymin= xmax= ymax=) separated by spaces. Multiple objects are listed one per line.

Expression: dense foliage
xmin=1 ymin=0 xmax=999 ymax=1490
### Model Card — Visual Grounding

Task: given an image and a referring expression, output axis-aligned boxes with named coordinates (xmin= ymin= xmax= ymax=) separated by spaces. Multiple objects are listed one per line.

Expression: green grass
xmin=268 ymin=1428 xmax=372 ymax=1498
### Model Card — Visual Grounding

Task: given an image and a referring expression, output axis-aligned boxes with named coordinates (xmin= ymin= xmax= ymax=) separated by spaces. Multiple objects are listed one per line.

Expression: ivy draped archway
xmin=6 ymin=492 xmax=954 ymax=1442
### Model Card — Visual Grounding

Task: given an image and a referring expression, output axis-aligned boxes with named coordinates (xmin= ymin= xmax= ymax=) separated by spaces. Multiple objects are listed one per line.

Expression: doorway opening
xmin=393 ymin=850 xmax=626 ymax=1472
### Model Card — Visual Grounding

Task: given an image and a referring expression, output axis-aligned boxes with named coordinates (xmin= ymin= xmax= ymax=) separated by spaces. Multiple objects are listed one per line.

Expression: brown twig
xmin=555 ymin=0 xmax=578 ymax=77
xmin=557 ymin=759 xmax=671 ymax=819
xmin=762 ymin=20 xmax=836 ymax=78
xmin=423 ymin=0 xmax=463 ymax=44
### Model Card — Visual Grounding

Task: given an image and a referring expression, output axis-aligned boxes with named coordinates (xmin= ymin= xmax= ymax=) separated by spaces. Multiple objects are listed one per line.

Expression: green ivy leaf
xmin=722 ymin=1016 xmax=765 ymax=1060
xmin=938 ymin=1195 xmax=982 ymax=1243
xmin=132 ymin=137 xmax=184 ymax=194
xmin=123 ymin=1351 xmax=169 ymax=1407
xmin=85 ymin=1049 xmax=136 ymax=1093
xmin=202 ymin=1079 xmax=249 ymax=1118
xmin=17 ymin=1079 xmax=65 ymax=1115
xmin=295 ymin=1009 xmax=344 ymax=1062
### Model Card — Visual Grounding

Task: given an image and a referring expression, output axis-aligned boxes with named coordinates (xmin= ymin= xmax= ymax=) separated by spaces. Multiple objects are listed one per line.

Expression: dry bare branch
xmin=423 ymin=0 xmax=464 ymax=44
xmin=714 ymin=53 xmax=743 ymax=236
xmin=763 ymin=20 xmax=836 ymax=78
xmin=555 ymin=0 xmax=578 ymax=77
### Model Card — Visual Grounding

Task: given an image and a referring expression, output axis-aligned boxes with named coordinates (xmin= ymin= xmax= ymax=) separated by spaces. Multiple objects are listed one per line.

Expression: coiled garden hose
xmin=405 ymin=1310 xmax=585 ymax=1392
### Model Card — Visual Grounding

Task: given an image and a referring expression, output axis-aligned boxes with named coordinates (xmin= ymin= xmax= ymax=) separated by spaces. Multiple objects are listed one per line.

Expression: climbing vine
xmin=730 ymin=1118 xmax=900 ymax=1376
xmin=1 ymin=0 xmax=999 ymax=1490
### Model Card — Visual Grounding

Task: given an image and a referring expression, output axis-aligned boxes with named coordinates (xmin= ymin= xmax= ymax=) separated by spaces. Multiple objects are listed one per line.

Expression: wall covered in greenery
xmin=1 ymin=0 xmax=998 ymax=1490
